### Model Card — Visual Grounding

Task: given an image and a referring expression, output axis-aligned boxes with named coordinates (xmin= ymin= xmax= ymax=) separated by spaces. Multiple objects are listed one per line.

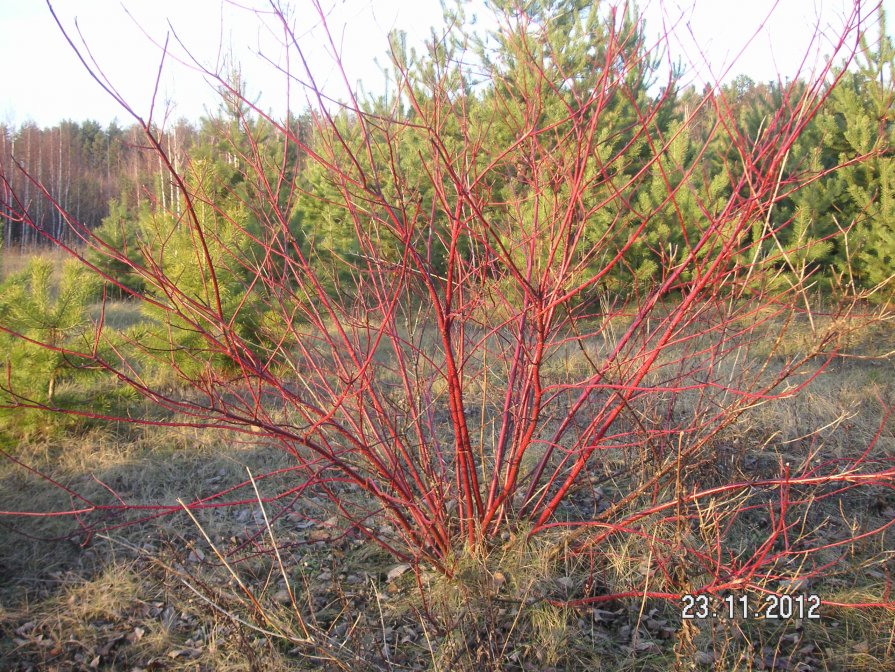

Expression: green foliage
xmin=462 ymin=0 xmax=671 ymax=293
xmin=0 ymin=257 xmax=100 ymax=403
xmin=787 ymin=11 xmax=895 ymax=296
xmin=126 ymin=159 xmax=269 ymax=379
xmin=86 ymin=199 xmax=147 ymax=297
xmin=285 ymin=2 xmax=894 ymax=301
xmin=294 ymin=153 xmax=364 ymax=292
xmin=0 ymin=257 xmax=118 ymax=437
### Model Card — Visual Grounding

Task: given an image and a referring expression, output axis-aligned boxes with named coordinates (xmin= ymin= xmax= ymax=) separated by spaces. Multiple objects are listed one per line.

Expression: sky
xmin=0 ymin=0 xmax=891 ymax=129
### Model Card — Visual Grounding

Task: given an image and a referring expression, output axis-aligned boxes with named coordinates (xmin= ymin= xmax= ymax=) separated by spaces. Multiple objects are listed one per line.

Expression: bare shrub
xmin=1 ymin=0 xmax=892 ymax=640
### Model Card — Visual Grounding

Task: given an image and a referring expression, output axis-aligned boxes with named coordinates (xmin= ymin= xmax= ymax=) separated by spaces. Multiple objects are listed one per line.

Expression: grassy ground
xmin=0 ymin=253 xmax=893 ymax=670
xmin=0 ymin=246 xmax=68 ymax=282
xmin=1 ymin=362 xmax=891 ymax=670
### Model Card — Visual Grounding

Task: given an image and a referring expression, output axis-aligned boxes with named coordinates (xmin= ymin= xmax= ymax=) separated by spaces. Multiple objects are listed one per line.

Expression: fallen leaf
xmin=695 ymin=650 xmax=715 ymax=665
xmin=14 ymin=621 xmax=35 ymax=636
xmin=386 ymin=563 xmax=411 ymax=582
xmin=645 ymin=617 xmax=665 ymax=632
xmin=778 ymin=577 xmax=810 ymax=591
xmin=97 ymin=634 xmax=126 ymax=656
xmin=634 ymin=639 xmax=660 ymax=653
xmin=168 ymin=647 xmax=203 ymax=659
xmin=660 ymin=626 xmax=677 ymax=639
xmin=591 ymin=608 xmax=617 ymax=622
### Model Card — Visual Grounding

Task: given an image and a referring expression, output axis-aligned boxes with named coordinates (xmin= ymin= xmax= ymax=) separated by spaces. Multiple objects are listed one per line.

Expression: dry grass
xmin=86 ymin=300 xmax=146 ymax=331
xmin=0 ymin=246 xmax=67 ymax=282
xmin=0 ymin=251 xmax=893 ymax=669
xmin=1 ymin=389 xmax=892 ymax=670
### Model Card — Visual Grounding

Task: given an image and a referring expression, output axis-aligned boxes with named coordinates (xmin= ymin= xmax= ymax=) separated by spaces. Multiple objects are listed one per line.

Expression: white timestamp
xmin=681 ymin=593 xmax=822 ymax=620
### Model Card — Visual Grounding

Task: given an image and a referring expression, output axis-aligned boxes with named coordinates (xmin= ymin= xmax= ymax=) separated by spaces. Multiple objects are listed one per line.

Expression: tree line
xmin=0 ymin=110 xmax=309 ymax=250
xmin=1 ymin=7 xmax=892 ymax=297
xmin=0 ymin=120 xmax=178 ymax=248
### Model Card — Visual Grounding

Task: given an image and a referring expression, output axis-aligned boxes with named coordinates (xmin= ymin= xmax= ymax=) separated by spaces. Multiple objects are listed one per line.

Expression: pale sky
xmin=0 ymin=0 xmax=891 ymax=128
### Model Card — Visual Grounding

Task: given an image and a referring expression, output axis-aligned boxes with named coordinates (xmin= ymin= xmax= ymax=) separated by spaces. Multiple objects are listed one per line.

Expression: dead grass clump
xmin=0 ymin=549 xmax=307 ymax=671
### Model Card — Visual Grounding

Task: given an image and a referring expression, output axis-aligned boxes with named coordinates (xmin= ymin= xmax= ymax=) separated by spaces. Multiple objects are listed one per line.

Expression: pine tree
xmin=791 ymin=10 xmax=895 ymax=296
xmin=0 ymin=257 xmax=99 ymax=405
